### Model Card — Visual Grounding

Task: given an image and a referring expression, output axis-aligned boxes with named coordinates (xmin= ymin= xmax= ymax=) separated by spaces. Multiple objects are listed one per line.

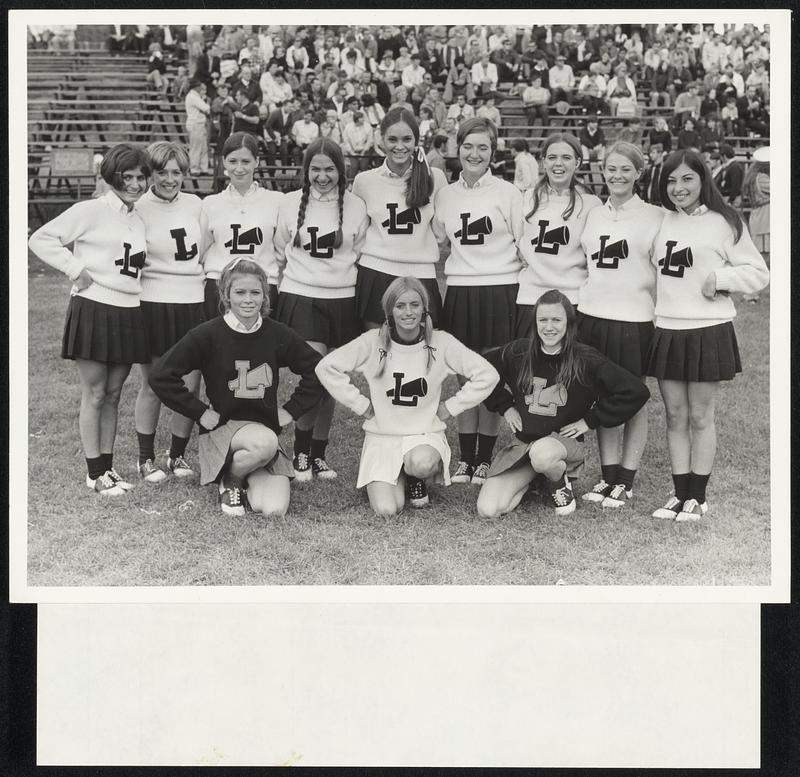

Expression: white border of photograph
xmin=9 ymin=8 xmax=791 ymax=604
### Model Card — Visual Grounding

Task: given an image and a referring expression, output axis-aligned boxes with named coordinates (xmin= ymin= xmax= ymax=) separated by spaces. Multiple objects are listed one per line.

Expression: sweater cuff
xmin=354 ymin=395 xmax=372 ymax=416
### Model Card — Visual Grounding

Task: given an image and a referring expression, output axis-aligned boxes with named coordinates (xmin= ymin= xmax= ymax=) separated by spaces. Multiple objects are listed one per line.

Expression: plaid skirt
xmin=276 ymin=292 xmax=360 ymax=348
xmin=61 ymin=295 xmax=150 ymax=364
xmin=576 ymin=312 xmax=654 ymax=378
xmin=441 ymin=284 xmax=518 ymax=352
xmin=645 ymin=321 xmax=742 ymax=382
xmin=140 ymin=301 xmax=206 ymax=358
xmin=355 ymin=265 xmax=443 ymax=327
xmin=198 ymin=419 xmax=294 ymax=485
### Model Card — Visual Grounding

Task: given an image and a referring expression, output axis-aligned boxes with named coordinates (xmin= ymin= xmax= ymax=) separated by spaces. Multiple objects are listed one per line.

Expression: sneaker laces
xmin=313 ymin=457 xmax=330 ymax=471
xmin=454 ymin=461 xmax=471 ymax=476
xmin=295 ymin=452 xmax=309 ymax=469
xmin=407 ymin=477 xmax=426 ymax=500
xmin=682 ymin=498 xmax=700 ymax=512
xmin=226 ymin=485 xmax=242 ymax=506
xmin=591 ymin=479 xmax=609 ymax=493
xmin=473 ymin=462 xmax=489 ymax=478
xmin=97 ymin=471 xmax=116 ymax=488
xmin=608 ymin=484 xmax=627 ymax=500
xmin=552 ymin=486 xmax=572 ymax=506
xmin=171 ymin=455 xmax=189 ymax=470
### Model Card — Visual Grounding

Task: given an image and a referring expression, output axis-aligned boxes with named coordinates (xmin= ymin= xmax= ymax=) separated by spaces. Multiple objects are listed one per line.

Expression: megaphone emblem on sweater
xmin=524 ymin=377 xmax=567 ymax=417
xmin=386 ymin=372 xmax=428 ymax=407
xmin=228 ymin=360 xmax=274 ymax=399
xmin=532 ymin=219 xmax=570 ymax=255
xmin=590 ymin=235 xmax=628 ymax=269
xmin=225 ymin=224 xmax=263 ymax=255
xmin=382 ymin=203 xmax=422 ymax=234
xmin=658 ymin=240 xmax=694 ymax=278
xmin=303 ymin=227 xmax=336 ymax=259
xmin=115 ymin=242 xmax=146 ymax=278
xmin=454 ymin=212 xmax=492 ymax=245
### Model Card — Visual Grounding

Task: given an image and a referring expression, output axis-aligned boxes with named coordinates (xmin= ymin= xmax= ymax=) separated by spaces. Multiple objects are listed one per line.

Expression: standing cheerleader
xmin=149 ymin=258 xmax=325 ymax=518
xmin=351 ymin=107 xmax=448 ymax=329
xmin=646 ymin=149 xmax=769 ymax=521
xmin=477 ymin=289 xmax=650 ymax=518
xmin=577 ymin=141 xmax=665 ymax=508
xmin=199 ymin=132 xmax=285 ymax=318
xmin=273 ymin=138 xmax=369 ymax=481
xmin=316 ymin=276 xmax=498 ymax=514
xmin=433 ymin=117 xmax=524 ymax=485
xmin=516 ymin=132 xmax=601 ymax=338
xmin=133 ymin=141 xmax=206 ymax=483
xmin=28 ymin=144 xmax=151 ymax=495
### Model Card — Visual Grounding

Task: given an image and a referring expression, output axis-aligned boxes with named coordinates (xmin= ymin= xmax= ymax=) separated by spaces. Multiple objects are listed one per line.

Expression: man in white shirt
xmin=548 ymin=54 xmax=574 ymax=104
xmin=184 ymin=80 xmax=211 ymax=174
xmin=291 ymin=105 xmax=320 ymax=163
xmin=446 ymin=94 xmax=475 ymax=127
xmin=471 ymin=53 xmax=498 ymax=97
xmin=401 ymin=54 xmax=427 ymax=91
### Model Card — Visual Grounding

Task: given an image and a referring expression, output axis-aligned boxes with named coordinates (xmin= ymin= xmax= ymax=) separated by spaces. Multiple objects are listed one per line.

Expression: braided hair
xmin=379 ymin=108 xmax=434 ymax=209
xmin=293 ymin=137 xmax=347 ymax=250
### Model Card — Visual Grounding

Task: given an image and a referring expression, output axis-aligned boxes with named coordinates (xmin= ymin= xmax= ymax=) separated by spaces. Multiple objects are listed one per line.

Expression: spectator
xmin=699 ymin=87 xmax=720 ymax=120
xmin=286 ymin=37 xmax=310 ymax=73
xmin=443 ymin=58 xmax=475 ymax=103
xmin=741 ymin=146 xmax=770 ymax=302
xmin=290 ymin=104 xmax=320 ymax=162
xmin=446 ymin=93 xmax=476 ymax=128
xmin=210 ymin=82 xmax=236 ymax=155
xmin=477 ymin=94 xmax=501 ymax=128
xmin=648 ymin=116 xmax=673 ymax=154
xmin=640 ymin=144 xmax=664 ymax=205
xmin=745 ymin=59 xmax=769 ymax=103
xmin=576 ymin=69 xmax=609 ymax=115
xmin=616 ymin=116 xmax=644 ymax=146
xmin=319 ymin=109 xmax=342 ymax=144
xmin=239 ymin=36 xmax=265 ymax=75
xmin=492 ymin=37 xmax=522 ymax=83
xmin=614 ymin=88 xmax=637 ymax=119
xmin=377 ymin=49 xmax=398 ymax=85
xmin=421 ymin=86 xmax=448 ymax=128
xmin=717 ymin=61 xmax=745 ymax=99
xmin=219 ymin=53 xmax=239 ymax=83
xmin=172 ymin=65 xmax=191 ymax=101
xmin=471 ymin=52 xmax=499 ymax=96
xmin=712 ymin=143 xmax=744 ymax=206
xmin=195 ymin=44 xmax=222 ymax=87
xmin=418 ymin=105 xmax=437 ymax=147
xmin=341 ymin=111 xmax=373 ymax=176
xmin=701 ymin=31 xmax=728 ymax=72
xmin=231 ymin=88 xmax=261 ymax=137
xmin=606 ymin=63 xmax=637 ymax=116
xmin=340 ymin=96 xmax=363 ymax=128
xmin=700 ymin=115 xmax=724 ymax=148
xmin=185 ymin=80 xmax=211 ymax=174
xmin=720 ymin=95 xmax=739 ymax=136
xmin=527 ymin=51 xmax=551 ymax=87
xmin=440 ymin=116 xmax=460 ymax=176
xmin=232 ymin=64 xmax=262 ymax=106
xmin=388 ymin=85 xmax=414 ymax=114
xmin=264 ymin=98 xmax=301 ymax=165
xmin=676 ymin=117 xmax=702 ymax=151
xmin=548 ymin=53 xmax=575 ymax=104
xmin=673 ymin=81 xmax=701 ymax=128
xmin=395 ymin=45 xmax=413 ymax=74
xmin=737 ymin=85 xmax=769 ymax=136
xmin=464 ymin=38 xmax=485 ymax=68
xmin=401 ymin=53 xmax=427 ymax=91
xmin=361 ymin=94 xmax=386 ymax=131
xmin=419 ymin=36 xmax=447 ymax=81
xmin=426 ymin=134 xmax=448 ymax=177
xmin=578 ymin=117 xmax=606 ymax=163
xmin=522 ymin=74 xmax=550 ymax=127
xmin=146 ymin=43 xmax=168 ymax=94
xmin=509 ymin=138 xmax=539 ymax=192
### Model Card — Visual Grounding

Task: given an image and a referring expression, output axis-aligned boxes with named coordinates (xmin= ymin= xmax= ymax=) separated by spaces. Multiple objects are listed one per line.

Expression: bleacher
xmin=27 ymin=46 xmax=768 ymax=227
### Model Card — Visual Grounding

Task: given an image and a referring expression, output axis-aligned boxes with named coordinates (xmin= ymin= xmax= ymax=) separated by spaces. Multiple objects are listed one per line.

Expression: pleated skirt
xmin=276 ymin=292 xmax=359 ymax=348
xmin=576 ymin=312 xmax=654 ymax=378
xmin=441 ymin=284 xmax=518 ymax=352
xmin=356 ymin=431 xmax=451 ymax=489
xmin=140 ymin=301 xmax=206 ymax=358
xmin=355 ymin=265 xmax=443 ymax=327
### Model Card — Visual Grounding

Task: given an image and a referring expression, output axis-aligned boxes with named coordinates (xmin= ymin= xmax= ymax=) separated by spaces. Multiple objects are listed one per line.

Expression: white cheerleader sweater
xmin=136 ymin=189 xmax=205 ymax=304
xmin=578 ymin=195 xmax=665 ymax=323
xmin=28 ymin=190 xmax=147 ymax=307
xmin=652 ymin=206 xmax=770 ymax=330
xmin=273 ymin=189 xmax=369 ymax=299
xmin=351 ymin=163 xmax=448 ymax=279
xmin=315 ymin=328 xmax=499 ymax=436
xmin=517 ymin=187 xmax=602 ymax=305
xmin=200 ymin=183 xmax=285 ymax=284
xmin=433 ymin=171 xmax=524 ymax=286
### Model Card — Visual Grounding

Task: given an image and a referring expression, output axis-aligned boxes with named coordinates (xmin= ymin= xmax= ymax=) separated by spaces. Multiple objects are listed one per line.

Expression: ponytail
xmin=380 ymin=107 xmax=434 ymax=209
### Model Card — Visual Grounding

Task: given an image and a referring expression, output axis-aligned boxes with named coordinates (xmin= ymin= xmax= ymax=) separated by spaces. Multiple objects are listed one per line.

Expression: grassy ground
xmin=24 ymin=258 xmax=771 ymax=587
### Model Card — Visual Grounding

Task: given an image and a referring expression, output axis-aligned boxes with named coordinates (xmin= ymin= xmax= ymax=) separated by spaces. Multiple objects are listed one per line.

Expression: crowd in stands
xmin=29 ymin=21 xmax=770 ymax=204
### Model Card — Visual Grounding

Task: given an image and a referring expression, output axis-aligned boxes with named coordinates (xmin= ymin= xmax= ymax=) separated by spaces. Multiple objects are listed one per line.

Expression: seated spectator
xmin=613 ymin=88 xmax=637 ymax=119
xmin=676 ymin=117 xmax=702 ymax=150
xmin=377 ymin=49 xmax=398 ymax=85
xmin=418 ymin=105 xmax=437 ymax=147
xmin=700 ymin=87 xmax=720 ymax=120
xmin=464 ymin=38 xmax=485 ymax=68
xmin=745 ymin=59 xmax=769 ymax=103
xmin=401 ymin=53 xmax=427 ymax=91
xmin=319 ymin=109 xmax=342 ymax=144
xmin=616 ymin=116 xmax=644 ymax=146
xmin=445 ymin=93 xmax=475 ymax=128
xmin=394 ymin=45 xmax=413 ymax=73
xmin=439 ymin=117 xmax=461 ymax=177
xmin=717 ymin=61 xmax=745 ymax=98
xmin=340 ymin=96 xmax=362 ymax=128
xmin=342 ymin=48 xmax=366 ymax=80
xmin=579 ymin=116 xmax=606 ymax=162
xmin=522 ymin=74 xmax=550 ymax=127
xmin=443 ymin=59 xmax=475 ymax=103
xmin=665 ymin=61 xmax=693 ymax=104
xmin=231 ymin=88 xmax=262 ymax=137
xmin=419 ymin=36 xmax=447 ymax=81
xmin=606 ymin=63 xmax=637 ymax=116
xmin=326 ymin=69 xmax=356 ymax=100
xmin=576 ymin=70 xmax=609 ymax=115
xmin=492 ymin=37 xmax=522 ymax=83
xmin=712 ymin=143 xmax=744 ymax=206
xmin=361 ymin=94 xmax=386 ymax=130
xmin=286 ymin=37 xmax=310 ymax=73
xmin=171 ymin=65 xmax=191 ymax=101
xmin=648 ymin=116 xmax=673 ymax=154
xmin=263 ymin=68 xmax=293 ymax=110
xmin=420 ymin=86 xmax=448 ymax=128
xmin=471 ymin=53 xmax=499 ymax=96
xmin=341 ymin=111 xmax=373 ymax=176
xmin=268 ymin=45 xmax=291 ymax=73
xmin=509 ymin=138 xmax=539 ymax=191
xmin=649 ymin=60 xmax=672 ymax=107
xmin=210 ymin=82 xmax=236 ymax=154
xmin=700 ymin=115 xmax=724 ymax=148
xmin=720 ymin=95 xmax=739 ymax=136
xmin=640 ymin=144 xmax=664 ymax=205
xmin=388 ymin=85 xmax=414 ymax=114
xmin=476 ymin=94 xmax=501 ymax=127
xmin=673 ymin=81 xmax=701 ymax=128
xmin=239 ymin=36 xmax=265 ymax=75
xmin=426 ymin=134 xmax=448 ymax=177
xmin=737 ymin=84 xmax=769 ymax=136
xmin=146 ymin=42 xmax=168 ymax=94
xmin=290 ymin=103 xmax=320 ymax=162
xmin=232 ymin=64 xmax=262 ymax=106
xmin=527 ymin=51 xmax=551 ymax=87
xmin=264 ymin=97 xmax=301 ymax=164
xmin=548 ymin=54 xmax=575 ymax=103
xmin=219 ymin=53 xmax=240 ymax=83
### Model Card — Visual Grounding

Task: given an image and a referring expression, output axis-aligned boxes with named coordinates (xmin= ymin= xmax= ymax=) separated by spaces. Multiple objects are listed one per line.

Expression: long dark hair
xmin=515 ymin=289 xmax=587 ymax=393
xmin=380 ymin=108 xmax=434 ymax=209
xmin=526 ymin=133 xmax=588 ymax=222
xmin=292 ymin=137 xmax=347 ymax=250
xmin=659 ymin=149 xmax=744 ymax=242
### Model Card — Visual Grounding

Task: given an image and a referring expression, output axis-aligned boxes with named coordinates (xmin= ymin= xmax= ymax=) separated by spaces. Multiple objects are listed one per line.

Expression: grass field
xmin=24 ymin=258 xmax=772 ymax=587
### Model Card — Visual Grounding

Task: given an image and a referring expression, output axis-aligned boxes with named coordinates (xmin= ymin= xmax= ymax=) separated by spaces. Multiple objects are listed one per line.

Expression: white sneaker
xmin=167 ymin=454 xmax=194 ymax=478
xmin=652 ymin=495 xmax=683 ymax=520
xmin=88 ymin=471 xmax=126 ymax=496
xmin=138 ymin=459 xmax=167 ymax=483
xmin=293 ymin=452 xmax=313 ymax=482
xmin=550 ymin=476 xmax=576 ymax=516
xmin=582 ymin=479 xmax=612 ymax=502
xmin=675 ymin=498 xmax=708 ymax=522
xmin=602 ymin=484 xmax=632 ymax=508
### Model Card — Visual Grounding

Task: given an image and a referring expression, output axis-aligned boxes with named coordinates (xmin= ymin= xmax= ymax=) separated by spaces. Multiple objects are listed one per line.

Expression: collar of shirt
xmin=226 ymin=182 xmax=259 ymax=199
xmin=604 ymin=193 xmax=643 ymax=216
xmin=678 ymin=203 xmax=709 ymax=216
xmin=309 ymin=188 xmax=339 ymax=203
xmin=379 ymin=160 xmax=412 ymax=180
xmin=103 ymin=189 xmax=136 ymax=215
xmin=223 ymin=311 xmax=263 ymax=332
xmin=457 ymin=169 xmax=494 ymax=189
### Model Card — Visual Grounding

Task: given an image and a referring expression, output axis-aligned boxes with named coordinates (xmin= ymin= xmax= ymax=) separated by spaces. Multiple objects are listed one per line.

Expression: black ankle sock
xmin=294 ymin=427 xmax=313 ymax=456
xmin=616 ymin=467 xmax=637 ymax=490
xmin=86 ymin=456 xmax=105 ymax=479
xmin=458 ymin=432 xmax=477 ymax=465
xmin=101 ymin=452 xmax=113 ymax=471
xmin=600 ymin=464 xmax=619 ymax=484
xmin=169 ymin=434 xmax=189 ymax=459
xmin=688 ymin=472 xmax=711 ymax=503
xmin=310 ymin=438 xmax=328 ymax=460
xmin=137 ymin=432 xmax=156 ymax=464
xmin=672 ymin=472 xmax=691 ymax=501
xmin=476 ymin=434 xmax=497 ymax=465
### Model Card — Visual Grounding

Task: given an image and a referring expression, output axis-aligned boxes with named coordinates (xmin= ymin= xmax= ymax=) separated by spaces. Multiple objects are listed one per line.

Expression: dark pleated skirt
xmin=276 ymin=292 xmax=360 ymax=348
xmin=441 ymin=284 xmax=518 ymax=352
xmin=355 ymin=265 xmax=443 ymax=327
xmin=645 ymin=322 xmax=742 ymax=382
xmin=141 ymin=301 xmax=206 ymax=358
xmin=204 ymin=279 xmax=278 ymax=320
xmin=576 ymin=312 xmax=654 ymax=378
xmin=61 ymin=295 xmax=150 ymax=364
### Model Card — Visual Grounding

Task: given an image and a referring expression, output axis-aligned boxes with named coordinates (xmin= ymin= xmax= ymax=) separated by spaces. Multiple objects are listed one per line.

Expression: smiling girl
xmin=645 ymin=150 xmax=769 ymax=521
xmin=149 ymin=258 xmax=325 ymax=518
xmin=199 ymin=132 xmax=285 ymax=319
xmin=352 ymin=108 xmax=448 ymax=330
xmin=433 ymin=117 xmax=524 ymax=485
xmin=274 ymin=138 xmax=369 ymax=481
xmin=29 ymin=143 xmax=152 ymax=495
xmin=477 ymin=289 xmax=650 ymax=519
xmin=316 ymin=276 xmax=498 ymax=515
xmin=577 ymin=141 xmax=665 ymax=509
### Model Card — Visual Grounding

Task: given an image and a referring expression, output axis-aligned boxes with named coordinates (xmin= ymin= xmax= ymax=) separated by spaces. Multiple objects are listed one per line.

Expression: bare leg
xmin=597 ymin=425 xmax=622 ymax=467
xmin=169 ymin=369 xmax=201 ymax=439
xmin=135 ymin=362 xmax=162 ymax=435
xmin=403 ymin=444 xmax=442 ymax=480
xmin=620 ymin=404 xmax=649 ymax=470
xmin=477 ymin=459 xmax=537 ymax=518
xmin=75 ymin=359 xmax=108 ymax=458
xmin=99 ymin=362 xmax=132 ymax=454
xmin=366 ymin=478 xmax=406 ymax=516
xmin=658 ymin=379 xmax=691 ymax=473
xmin=528 ymin=436 xmax=569 ymax=482
xmin=687 ymin=381 xmax=720 ymax=475
xmin=227 ymin=423 xmax=280 ymax=481
xmin=246 ymin=469 xmax=291 ymax=517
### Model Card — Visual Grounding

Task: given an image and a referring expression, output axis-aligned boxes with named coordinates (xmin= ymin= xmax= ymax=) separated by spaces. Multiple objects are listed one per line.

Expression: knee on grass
xmin=403 ymin=447 xmax=441 ymax=480
xmin=369 ymin=494 xmax=404 ymax=518
xmin=476 ymin=489 xmax=505 ymax=520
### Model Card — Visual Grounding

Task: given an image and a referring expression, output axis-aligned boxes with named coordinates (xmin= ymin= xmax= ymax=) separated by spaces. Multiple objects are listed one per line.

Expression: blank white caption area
xmin=38 ymin=603 xmax=758 ymax=768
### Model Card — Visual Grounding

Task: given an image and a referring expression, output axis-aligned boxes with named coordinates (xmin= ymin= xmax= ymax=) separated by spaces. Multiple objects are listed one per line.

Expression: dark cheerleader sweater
xmin=150 ymin=316 xmax=323 ymax=434
xmin=483 ymin=339 xmax=649 ymax=443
